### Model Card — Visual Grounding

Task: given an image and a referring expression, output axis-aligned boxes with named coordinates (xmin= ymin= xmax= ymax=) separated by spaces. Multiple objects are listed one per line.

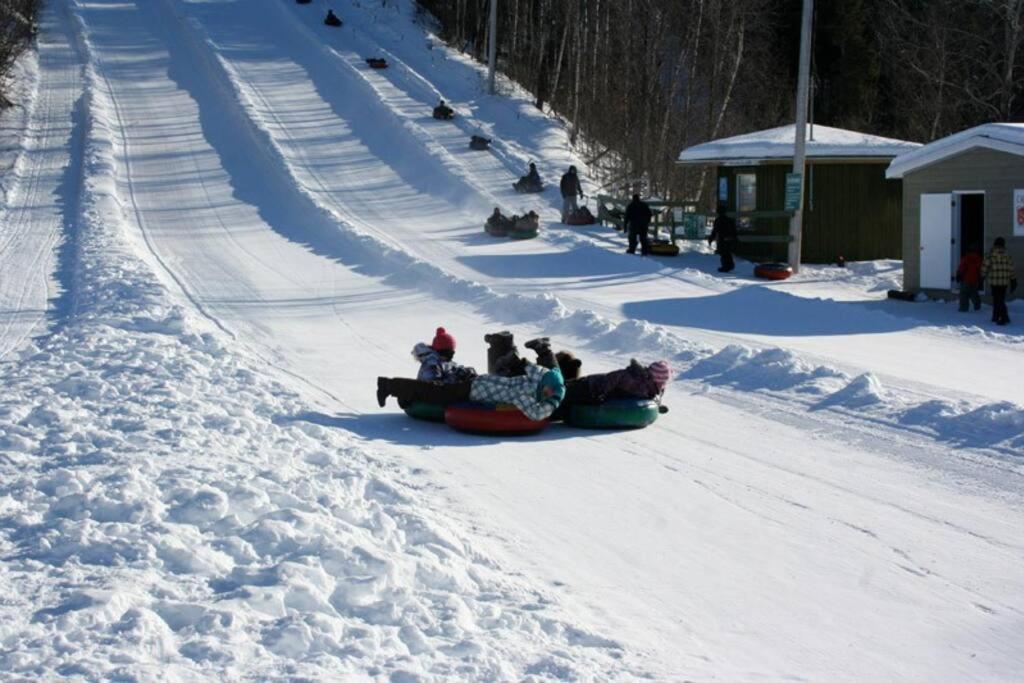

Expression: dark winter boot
xmin=525 ymin=337 xmax=556 ymax=369
xmin=493 ymin=350 xmax=527 ymax=377
xmin=484 ymin=330 xmax=516 ymax=374
xmin=376 ymin=377 xmax=389 ymax=407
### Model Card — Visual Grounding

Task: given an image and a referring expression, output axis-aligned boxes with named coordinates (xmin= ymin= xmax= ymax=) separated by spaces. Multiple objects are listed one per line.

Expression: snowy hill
xmin=0 ymin=0 xmax=1022 ymax=679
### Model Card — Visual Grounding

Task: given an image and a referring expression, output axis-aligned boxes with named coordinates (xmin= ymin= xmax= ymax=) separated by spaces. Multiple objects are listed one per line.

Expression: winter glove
xmin=1012 ymin=279 xmax=1019 ymax=293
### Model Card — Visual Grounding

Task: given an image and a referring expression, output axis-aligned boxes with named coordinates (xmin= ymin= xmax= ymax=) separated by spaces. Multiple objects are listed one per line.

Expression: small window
xmin=736 ymin=173 xmax=756 ymax=229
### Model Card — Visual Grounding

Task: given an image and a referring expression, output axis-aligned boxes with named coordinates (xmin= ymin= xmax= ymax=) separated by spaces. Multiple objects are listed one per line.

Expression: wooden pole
xmin=788 ymin=0 xmax=814 ymax=272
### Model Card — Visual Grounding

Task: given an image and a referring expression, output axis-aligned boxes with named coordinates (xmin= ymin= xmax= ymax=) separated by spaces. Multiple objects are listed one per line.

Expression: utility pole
xmin=487 ymin=0 xmax=497 ymax=94
xmin=788 ymin=0 xmax=814 ymax=272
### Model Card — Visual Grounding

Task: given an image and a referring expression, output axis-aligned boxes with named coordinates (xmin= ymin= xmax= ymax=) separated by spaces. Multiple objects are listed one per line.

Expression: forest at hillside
xmin=0 ymin=0 xmax=38 ymax=107
xmin=415 ymin=0 xmax=1024 ymax=199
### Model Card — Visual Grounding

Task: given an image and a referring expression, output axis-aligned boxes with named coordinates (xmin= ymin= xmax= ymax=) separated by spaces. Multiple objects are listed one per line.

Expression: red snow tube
xmin=444 ymin=402 xmax=548 ymax=435
xmin=753 ymin=263 xmax=793 ymax=280
xmin=366 ymin=58 xmax=388 ymax=69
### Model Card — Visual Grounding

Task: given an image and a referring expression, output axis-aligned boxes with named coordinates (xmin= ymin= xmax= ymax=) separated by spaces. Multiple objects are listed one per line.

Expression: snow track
xmin=0 ymin=4 xmax=85 ymax=359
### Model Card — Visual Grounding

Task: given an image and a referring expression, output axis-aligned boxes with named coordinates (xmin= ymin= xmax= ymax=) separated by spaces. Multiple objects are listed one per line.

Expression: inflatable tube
xmin=509 ymin=227 xmax=539 ymax=240
xmin=565 ymin=211 xmax=596 ymax=226
xmin=567 ymin=398 xmax=660 ymax=429
xmin=753 ymin=263 xmax=793 ymax=281
xmin=485 ymin=223 xmax=510 ymax=237
xmin=402 ymin=401 xmax=446 ymax=422
xmin=513 ymin=182 xmax=543 ymax=194
xmin=649 ymin=242 xmax=679 ymax=256
xmin=445 ymin=402 xmax=548 ymax=435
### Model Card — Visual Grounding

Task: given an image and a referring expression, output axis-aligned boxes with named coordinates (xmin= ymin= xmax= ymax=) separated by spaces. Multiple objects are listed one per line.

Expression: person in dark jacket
xmin=433 ymin=99 xmax=454 ymax=120
xmin=708 ymin=204 xmax=737 ymax=273
xmin=324 ymin=9 xmax=342 ymax=26
xmin=982 ymin=236 xmax=1017 ymax=325
xmin=624 ymin=194 xmax=653 ymax=255
xmin=514 ymin=163 xmax=542 ymax=192
xmin=956 ymin=244 xmax=983 ymax=312
xmin=559 ymin=166 xmax=584 ymax=222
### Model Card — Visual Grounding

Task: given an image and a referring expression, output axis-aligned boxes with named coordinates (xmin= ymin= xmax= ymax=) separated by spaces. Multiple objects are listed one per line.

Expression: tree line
xmin=0 ymin=0 xmax=39 ymax=108
xmin=416 ymin=0 xmax=1024 ymax=201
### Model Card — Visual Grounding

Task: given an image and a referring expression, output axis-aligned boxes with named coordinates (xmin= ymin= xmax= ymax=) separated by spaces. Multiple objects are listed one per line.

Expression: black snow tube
xmin=649 ymin=242 xmax=679 ymax=256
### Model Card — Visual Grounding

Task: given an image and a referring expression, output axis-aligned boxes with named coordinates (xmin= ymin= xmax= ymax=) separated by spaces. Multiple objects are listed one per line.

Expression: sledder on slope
xmin=432 ymin=99 xmax=454 ymax=120
xmin=513 ymin=163 xmax=543 ymax=193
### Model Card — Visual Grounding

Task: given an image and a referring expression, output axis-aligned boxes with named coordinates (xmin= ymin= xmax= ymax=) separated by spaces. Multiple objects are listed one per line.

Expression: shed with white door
xmin=887 ymin=123 xmax=1024 ymax=298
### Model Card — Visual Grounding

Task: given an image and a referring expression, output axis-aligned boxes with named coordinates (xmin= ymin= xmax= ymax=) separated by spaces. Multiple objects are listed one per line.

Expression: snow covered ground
xmin=0 ymin=0 xmax=1022 ymax=679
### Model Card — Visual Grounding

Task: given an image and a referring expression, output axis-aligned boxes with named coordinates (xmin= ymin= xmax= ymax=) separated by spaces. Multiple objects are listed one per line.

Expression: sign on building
xmin=785 ymin=173 xmax=803 ymax=212
xmin=1015 ymin=189 xmax=1024 ymax=237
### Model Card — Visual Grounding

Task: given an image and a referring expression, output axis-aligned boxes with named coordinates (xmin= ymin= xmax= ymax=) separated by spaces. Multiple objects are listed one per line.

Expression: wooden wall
xmin=717 ymin=162 xmax=903 ymax=263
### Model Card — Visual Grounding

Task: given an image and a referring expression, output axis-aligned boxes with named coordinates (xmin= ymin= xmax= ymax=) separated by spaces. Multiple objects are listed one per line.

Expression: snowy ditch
xmin=0 ymin=9 xmax=642 ymax=678
xmin=169 ymin=0 xmax=1024 ymax=462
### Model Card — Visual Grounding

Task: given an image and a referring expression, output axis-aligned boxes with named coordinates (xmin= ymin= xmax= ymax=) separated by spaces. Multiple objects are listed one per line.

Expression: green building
xmin=678 ymin=124 xmax=920 ymax=264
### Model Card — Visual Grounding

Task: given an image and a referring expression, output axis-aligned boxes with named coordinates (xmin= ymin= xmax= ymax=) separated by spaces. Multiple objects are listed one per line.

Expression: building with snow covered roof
xmin=679 ymin=124 xmax=920 ymax=264
xmin=886 ymin=123 xmax=1024 ymax=299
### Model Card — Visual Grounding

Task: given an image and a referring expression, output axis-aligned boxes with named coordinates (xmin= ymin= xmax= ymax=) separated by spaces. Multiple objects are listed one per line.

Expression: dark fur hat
xmin=555 ymin=351 xmax=582 ymax=380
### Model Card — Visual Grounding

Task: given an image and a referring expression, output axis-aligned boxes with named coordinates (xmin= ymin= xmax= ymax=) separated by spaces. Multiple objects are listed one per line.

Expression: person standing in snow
xmin=982 ymin=237 xmax=1017 ymax=325
xmin=708 ymin=203 xmax=737 ymax=273
xmin=956 ymin=244 xmax=983 ymax=312
xmin=624 ymin=194 xmax=653 ymax=256
xmin=559 ymin=166 xmax=584 ymax=222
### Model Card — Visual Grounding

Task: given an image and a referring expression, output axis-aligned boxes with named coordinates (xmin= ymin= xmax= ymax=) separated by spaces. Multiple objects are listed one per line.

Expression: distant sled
xmin=753 ymin=262 xmax=793 ymax=280
xmin=649 ymin=240 xmax=679 ymax=256
xmin=366 ymin=57 xmax=388 ymax=69
xmin=564 ymin=206 xmax=596 ymax=225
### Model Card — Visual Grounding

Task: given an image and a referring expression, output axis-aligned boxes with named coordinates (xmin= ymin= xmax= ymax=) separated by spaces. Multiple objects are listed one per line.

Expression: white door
xmin=920 ymin=193 xmax=953 ymax=290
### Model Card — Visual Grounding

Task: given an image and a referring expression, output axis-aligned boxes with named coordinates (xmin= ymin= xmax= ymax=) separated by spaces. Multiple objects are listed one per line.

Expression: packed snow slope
xmin=0 ymin=0 xmax=1021 ymax=679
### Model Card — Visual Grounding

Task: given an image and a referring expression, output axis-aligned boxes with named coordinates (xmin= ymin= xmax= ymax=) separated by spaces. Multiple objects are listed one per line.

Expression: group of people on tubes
xmin=377 ymin=328 xmax=670 ymax=423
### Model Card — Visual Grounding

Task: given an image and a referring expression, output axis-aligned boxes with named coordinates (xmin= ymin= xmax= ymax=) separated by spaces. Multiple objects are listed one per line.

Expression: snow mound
xmin=684 ymin=345 xmax=848 ymax=395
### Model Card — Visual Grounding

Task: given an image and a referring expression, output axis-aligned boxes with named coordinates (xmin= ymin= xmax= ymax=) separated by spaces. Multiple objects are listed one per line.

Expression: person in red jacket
xmin=956 ymin=244 xmax=983 ymax=312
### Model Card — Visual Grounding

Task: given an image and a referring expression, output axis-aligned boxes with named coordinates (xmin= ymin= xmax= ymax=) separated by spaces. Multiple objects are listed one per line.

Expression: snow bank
xmin=686 ymin=344 xmax=1024 ymax=458
xmin=0 ymin=16 xmax=639 ymax=678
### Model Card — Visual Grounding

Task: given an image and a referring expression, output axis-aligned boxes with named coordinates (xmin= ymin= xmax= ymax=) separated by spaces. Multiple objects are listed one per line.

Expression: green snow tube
xmin=567 ymin=398 xmax=660 ymax=429
xmin=509 ymin=227 xmax=539 ymax=240
xmin=403 ymin=401 xmax=446 ymax=422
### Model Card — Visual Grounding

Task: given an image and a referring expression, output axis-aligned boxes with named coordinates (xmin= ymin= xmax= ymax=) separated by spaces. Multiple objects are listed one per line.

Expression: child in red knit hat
xmin=412 ymin=327 xmax=474 ymax=383
xmin=431 ymin=327 xmax=456 ymax=356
